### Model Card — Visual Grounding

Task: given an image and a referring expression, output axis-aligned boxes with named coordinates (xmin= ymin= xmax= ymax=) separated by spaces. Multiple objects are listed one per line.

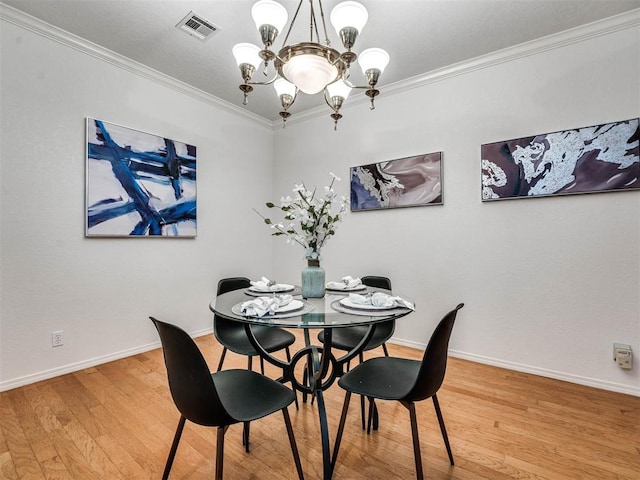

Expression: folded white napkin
xmin=250 ymin=276 xmax=290 ymax=292
xmin=326 ymin=275 xmax=363 ymax=290
xmin=347 ymin=292 xmax=414 ymax=310
xmin=241 ymin=294 xmax=293 ymax=317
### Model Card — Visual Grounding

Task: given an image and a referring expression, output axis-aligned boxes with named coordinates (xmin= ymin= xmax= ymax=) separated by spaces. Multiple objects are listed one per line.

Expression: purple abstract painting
xmin=350 ymin=153 xmax=443 ymax=211
xmin=481 ymin=118 xmax=639 ymax=201
xmin=86 ymin=118 xmax=196 ymax=237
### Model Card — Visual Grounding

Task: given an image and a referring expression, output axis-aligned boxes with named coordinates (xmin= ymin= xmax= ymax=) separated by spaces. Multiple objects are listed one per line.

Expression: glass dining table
xmin=210 ymin=285 xmax=415 ymax=479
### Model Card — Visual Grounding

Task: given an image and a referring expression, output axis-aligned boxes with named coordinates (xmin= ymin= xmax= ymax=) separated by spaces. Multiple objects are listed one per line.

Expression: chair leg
xmin=330 ymin=391 xmax=352 ymax=471
xmin=382 ymin=342 xmax=389 ymax=356
xmin=366 ymin=397 xmax=379 ymax=434
xmin=247 ymin=355 xmax=253 ymax=371
xmin=242 ymin=421 xmax=250 ymax=453
xmin=215 ymin=426 xmax=227 ymax=480
xmin=282 ymin=407 xmax=305 ymax=480
xmin=432 ymin=394 xmax=454 ymax=465
xmin=358 ymin=352 xmax=367 ymax=429
xmin=372 ymin=401 xmax=379 ymax=431
xmin=260 ymin=356 xmax=265 ymax=375
xmin=216 ymin=347 xmax=228 ymax=372
xmin=407 ymin=402 xmax=424 ymax=480
xmin=162 ymin=415 xmax=186 ymax=480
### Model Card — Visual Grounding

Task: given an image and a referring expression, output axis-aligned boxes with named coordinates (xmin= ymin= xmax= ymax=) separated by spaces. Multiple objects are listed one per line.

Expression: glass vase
xmin=301 ymin=258 xmax=325 ymax=298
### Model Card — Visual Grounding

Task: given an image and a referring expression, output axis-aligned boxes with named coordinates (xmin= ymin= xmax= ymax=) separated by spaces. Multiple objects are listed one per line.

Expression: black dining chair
xmin=331 ymin=303 xmax=464 ymax=480
xmin=317 ymin=275 xmax=394 ymax=428
xmin=214 ymin=277 xmax=296 ymax=374
xmin=317 ymin=275 xmax=394 ymax=358
xmin=150 ymin=317 xmax=304 ymax=480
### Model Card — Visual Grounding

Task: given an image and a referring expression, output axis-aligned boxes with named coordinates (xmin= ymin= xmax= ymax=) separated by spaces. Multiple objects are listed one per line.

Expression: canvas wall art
xmin=86 ymin=118 xmax=197 ymax=237
xmin=350 ymin=153 xmax=443 ymax=211
xmin=481 ymin=118 xmax=639 ymax=201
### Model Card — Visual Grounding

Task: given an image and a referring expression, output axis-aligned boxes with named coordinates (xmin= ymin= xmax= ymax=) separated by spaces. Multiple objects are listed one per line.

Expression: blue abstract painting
xmin=350 ymin=153 xmax=443 ymax=211
xmin=86 ymin=118 xmax=196 ymax=237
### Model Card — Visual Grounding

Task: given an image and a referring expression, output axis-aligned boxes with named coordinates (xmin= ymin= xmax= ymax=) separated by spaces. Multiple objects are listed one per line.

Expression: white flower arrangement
xmin=255 ymin=173 xmax=348 ymax=260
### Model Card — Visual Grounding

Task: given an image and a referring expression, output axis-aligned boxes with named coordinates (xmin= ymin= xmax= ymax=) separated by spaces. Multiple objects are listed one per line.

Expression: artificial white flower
xmin=255 ymin=174 xmax=348 ymax=259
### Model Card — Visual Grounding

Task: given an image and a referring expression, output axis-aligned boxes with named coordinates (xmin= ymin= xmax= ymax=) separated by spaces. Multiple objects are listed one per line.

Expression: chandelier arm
xmin=322 ymin=88 xmax=335 ymax=111
xmin=245 ymin=71 xmax=280 ymax=87
xmin=340 ymin=78 xmax=370 ymax=90
xmin=282 ymin=0 xmax=304 ymax=47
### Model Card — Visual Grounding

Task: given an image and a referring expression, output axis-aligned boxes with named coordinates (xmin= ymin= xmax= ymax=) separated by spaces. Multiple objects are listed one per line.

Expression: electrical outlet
xmin=613 ymin=343 xmax=632 ymax=370
xmin=51 ymin=331 xmax=63 ymax=347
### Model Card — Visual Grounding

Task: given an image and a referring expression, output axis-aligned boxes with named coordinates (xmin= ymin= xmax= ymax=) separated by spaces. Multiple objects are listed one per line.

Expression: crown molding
xmin=0 ymin=2 xmax=272 ymax=129
xmin=278 ymin=8 xmax=640 ymax=128
xmin=1 ymin=2 xmax=637 ymax=130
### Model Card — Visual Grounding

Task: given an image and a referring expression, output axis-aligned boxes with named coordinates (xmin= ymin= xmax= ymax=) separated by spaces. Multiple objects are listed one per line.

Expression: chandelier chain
xmin=317 ymin=0 xmax=331 ymax=46
xmin=282 ymin=1 xmax=303 ymax=46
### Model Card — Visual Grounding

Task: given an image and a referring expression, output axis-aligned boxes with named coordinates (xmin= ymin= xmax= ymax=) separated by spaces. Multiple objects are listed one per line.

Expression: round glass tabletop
xmin=210 ymin=287 xmax=414 ymax=329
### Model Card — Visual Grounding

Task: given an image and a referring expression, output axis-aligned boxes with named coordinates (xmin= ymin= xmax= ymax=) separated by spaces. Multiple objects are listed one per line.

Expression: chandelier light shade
xmin=274 ymin=77 xmax=297 ymax=98
xmin=251 ymin=0 xmax=288 ymax=48
xmin=232 ymin=0 xmax=390 ymax=129
xmin=281 ymin=46 xmax=341 ymax=94
xmin=274 ymin=78 xmax=297 ymax=124
xmin=330 ymin=1 xmax=368 ymax=51
xmin=232 ymin=43 xmax=262 ymax=69
xmin=359 ymin=47 xmax=390 ymax=75
xmin=251 ymin=0 xmax=288 ymax=32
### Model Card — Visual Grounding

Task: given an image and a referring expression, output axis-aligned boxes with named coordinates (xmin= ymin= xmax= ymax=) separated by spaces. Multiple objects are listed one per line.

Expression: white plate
xmin=339 ymin=297 xmax=396 ymax=310
xmin=275 ymin=299 xmax=304 ymax=313
xmin=248 ymin=284 xmax=295 ymax=293
xmin=325 ymin=284 xmax=367 ymax=292
xmin=232 ymin=299 xmax=305 ymax=317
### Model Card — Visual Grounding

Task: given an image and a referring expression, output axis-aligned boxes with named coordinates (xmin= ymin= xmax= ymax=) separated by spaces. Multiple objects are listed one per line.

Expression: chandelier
xmin=232 ymin=0 xmax=390 ymax=129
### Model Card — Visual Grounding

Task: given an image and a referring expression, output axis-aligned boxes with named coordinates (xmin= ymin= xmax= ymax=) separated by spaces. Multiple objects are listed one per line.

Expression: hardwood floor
xmin=1 ymin=331 xmax=638 ymax=479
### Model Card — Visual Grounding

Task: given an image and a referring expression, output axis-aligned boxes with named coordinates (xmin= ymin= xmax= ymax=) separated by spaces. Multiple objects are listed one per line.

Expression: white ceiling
xmin=3 ymin=0 xmax=640 ymax=122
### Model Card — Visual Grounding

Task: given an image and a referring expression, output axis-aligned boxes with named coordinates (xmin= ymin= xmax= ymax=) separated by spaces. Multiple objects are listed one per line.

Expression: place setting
xmin=244 ymin=276 xmax=298 ymax=296
xmin=232 ymin=293 xmax=315 ymax=319
xmin=331 ymin=291 xmax=415 ymax=316
xmin=325 ymin=275 xmax=368 ymax=293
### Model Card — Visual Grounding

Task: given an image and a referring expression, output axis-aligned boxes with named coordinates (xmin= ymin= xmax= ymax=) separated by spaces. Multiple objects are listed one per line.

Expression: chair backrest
xmin=361 ymin=275 xmax=392 ymax=291
xmin=405 ymin=303 xmax=464 ymax=402
xmin=218 ymin=276 xmax=251 ymax=295
xmin=214 ymin=277 xmax=251 ymax=340
xmin=150 ymin=317 xmax=234 ymax=427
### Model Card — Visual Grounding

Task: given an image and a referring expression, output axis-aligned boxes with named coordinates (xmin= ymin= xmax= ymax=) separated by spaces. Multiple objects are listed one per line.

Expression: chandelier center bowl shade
xmin=276 ymin=43 xmax=344 ymax=95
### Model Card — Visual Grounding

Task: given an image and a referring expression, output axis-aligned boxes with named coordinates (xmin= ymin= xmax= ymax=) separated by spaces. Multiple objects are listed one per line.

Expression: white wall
xmin=0 ymin=17 xmax=275 ymax=389
xmin=1 ymin=8 xmax=638 ymax=397
xmin=270 ymin=16 xmax=640 ymax=395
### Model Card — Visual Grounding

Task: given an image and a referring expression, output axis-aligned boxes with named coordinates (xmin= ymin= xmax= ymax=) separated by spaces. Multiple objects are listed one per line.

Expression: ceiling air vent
xmin=176 ymin=11 xmax=220 ymax=42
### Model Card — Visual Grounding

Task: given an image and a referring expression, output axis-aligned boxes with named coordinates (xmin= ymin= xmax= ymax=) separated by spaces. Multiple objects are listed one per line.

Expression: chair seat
xmin=338 ymin=356 xmax=420 ymax=400
xmin=221 ymin=324 xmax=295 ymax=356
xmin=213 ymin=369 xmax=296 ymax=422
xmin=317 ymin=322 xmax=393 ymax=352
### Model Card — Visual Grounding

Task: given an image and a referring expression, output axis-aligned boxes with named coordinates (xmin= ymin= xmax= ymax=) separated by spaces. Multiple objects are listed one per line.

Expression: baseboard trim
xmin=3 ymin=331 xmax=637 ymax=397
xmin=390 ymin=338 xmax=639 ymax=397
xmin=0 ymin=327 xmax=213 ymax=392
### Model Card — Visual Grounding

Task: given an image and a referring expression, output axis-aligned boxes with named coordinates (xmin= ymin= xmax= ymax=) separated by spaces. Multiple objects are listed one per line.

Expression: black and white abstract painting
xmin=86 ymin=118 xmax=197 ymax=237
xmin=350 ymin=153 xmax=443 ymax=211
xmin=481 ymin=118 xmax=639 ymax=201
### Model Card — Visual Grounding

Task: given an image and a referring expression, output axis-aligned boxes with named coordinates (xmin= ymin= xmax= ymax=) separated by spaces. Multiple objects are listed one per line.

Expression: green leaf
xmin=264 ymin=218 xmax=272 ymax=225
xmin=266 ymin=202 xmax=275 ymax=208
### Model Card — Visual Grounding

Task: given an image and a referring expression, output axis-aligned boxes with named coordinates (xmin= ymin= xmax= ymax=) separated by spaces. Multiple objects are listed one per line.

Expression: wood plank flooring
xmin=1 ymin=331 xmax=638 ymax=479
